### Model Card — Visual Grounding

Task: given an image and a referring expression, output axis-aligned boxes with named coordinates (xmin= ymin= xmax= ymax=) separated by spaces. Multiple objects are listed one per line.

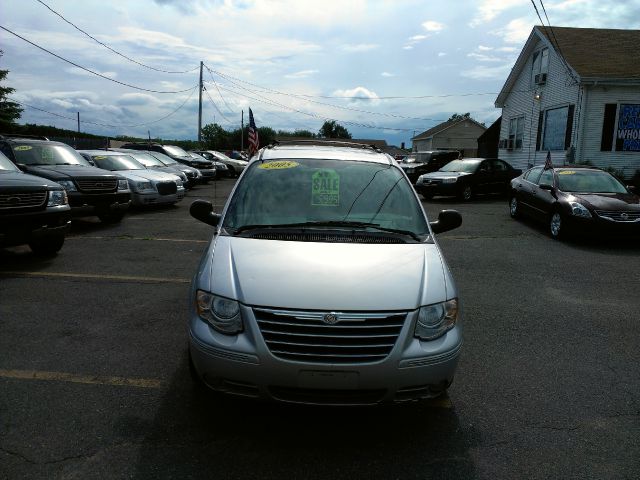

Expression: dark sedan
xmin=416 ymin=158 xmax=521 ymax=200
xmin=509 ymin=166 xmax=640 ymax=239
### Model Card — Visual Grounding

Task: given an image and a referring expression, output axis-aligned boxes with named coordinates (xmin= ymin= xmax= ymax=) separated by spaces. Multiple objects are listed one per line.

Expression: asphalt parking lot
xmin=1 ymin=179 xmax=639 ymax=480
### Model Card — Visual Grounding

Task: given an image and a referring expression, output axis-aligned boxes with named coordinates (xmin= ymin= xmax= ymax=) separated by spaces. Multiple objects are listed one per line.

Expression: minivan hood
xmin=199 ymin=236 xmax=450 ymax=311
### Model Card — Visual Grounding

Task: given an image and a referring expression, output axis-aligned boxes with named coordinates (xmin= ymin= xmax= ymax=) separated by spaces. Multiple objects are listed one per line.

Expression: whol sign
xmin=616 ymin=104 xmax=640 ymax=151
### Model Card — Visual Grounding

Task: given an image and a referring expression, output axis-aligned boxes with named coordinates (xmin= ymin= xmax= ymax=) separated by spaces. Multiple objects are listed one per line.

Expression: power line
xmin=0 ymin=25 xmax=197 ymax=94
xmin=203 ymin=65 xmax=236 ymax=113
xmin=203 ymin=87 xmax=233 ymax=125
xmin=35 ymin=0 xmax=199 ymax=74
xmin=208 ymin=67 xmax=448 ymax=122
xmin=9 ymin=85 xmax=198 ymax=129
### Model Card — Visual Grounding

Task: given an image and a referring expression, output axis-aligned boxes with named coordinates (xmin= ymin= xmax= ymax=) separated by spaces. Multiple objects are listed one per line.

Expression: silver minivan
xmin=188 ymin=142 xmax=463 ymax=405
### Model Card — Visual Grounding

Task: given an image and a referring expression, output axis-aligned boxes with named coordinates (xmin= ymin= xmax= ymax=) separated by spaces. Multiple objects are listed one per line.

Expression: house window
xmin=532 ymin=48 xmax=549 ymax=85
xmin=509 ymin=116 xmax=524 ymax=150
xmin=602 ymin=104 xmax=640 ymax=152
xmin=542 ymin=107 xmax=569 ymax=151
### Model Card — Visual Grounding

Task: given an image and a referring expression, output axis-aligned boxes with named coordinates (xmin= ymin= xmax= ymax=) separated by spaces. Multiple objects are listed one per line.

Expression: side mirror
xmin=190 ymin=200 xmax=221 ymax=227
xmin=430 ymin=209 xmax=462 ymax=234
xmin=539 ymin=183 xmax=554 ymax=191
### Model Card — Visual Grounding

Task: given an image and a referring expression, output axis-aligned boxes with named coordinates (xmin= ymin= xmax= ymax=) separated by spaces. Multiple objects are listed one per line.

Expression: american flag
xmin=247 ymin=108 xmax=259 ymax=157
xmin=543 ymin=150 xmax=553 ymax=170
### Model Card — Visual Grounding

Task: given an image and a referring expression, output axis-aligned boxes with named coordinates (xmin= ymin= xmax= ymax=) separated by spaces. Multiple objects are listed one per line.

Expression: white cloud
xmin=332 ymin=86 xmax=380 ymax=105
xmin=470 ymin=0 xmax=526 ymax=27
xmin=117 ymin=93 xmax=161 ymax=106
xmin=460 ymin=63 xmax=513 ymax=80
xmin=341 ymin=43 xmax=379 ymax=52
xmin=478 ymin=45 xmax=493 ymax=51
xmin=493 ymin=18 xmax=534 ymax=44
xmin=438 ymin=52 xmax=447 ymax=57
xmin=422 ymin=20 xmax=445 ymax=32
xmin=381 ymin=72 xmax=396 ymax=77
xmin=467 ymin=52 xmax=502 ymax=62
xmin=497 ymin=46 xmax=519 ymax=52
xmin=284 ymin=69 xmax=319 ymax=79
xmin=410 ymin=35 xmax=428 ymax=41
xmin=403 ymin=45 xmax=414 ymax=50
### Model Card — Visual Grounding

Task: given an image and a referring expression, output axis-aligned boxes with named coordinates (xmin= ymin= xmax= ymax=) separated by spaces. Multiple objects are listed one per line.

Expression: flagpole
xmin=198 ymin=61 xmax=203 ymax=144
xmin=241 ymin=110 xmax=244 ymax=152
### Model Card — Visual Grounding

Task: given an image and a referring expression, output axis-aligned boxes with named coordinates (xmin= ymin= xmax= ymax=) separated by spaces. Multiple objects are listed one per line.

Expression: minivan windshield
xmin=224 ymin=158 xmax=429 ymax=238
xmin=12 ymin=142 xmax=91 ymax=167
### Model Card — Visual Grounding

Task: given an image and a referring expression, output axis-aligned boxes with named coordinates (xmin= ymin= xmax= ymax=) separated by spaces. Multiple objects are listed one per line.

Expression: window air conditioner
xmin=535 ymin=73 xmax=547 ymax=85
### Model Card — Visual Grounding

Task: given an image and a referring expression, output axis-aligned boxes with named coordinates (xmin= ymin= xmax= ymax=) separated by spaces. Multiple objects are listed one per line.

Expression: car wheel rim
xmin=550 ymin=213 xmax=562 ymax=237
xmin=463 ymin=187 xmax=472 ymax=200
xmin=510 ymin=198 xmax=518 ymax=216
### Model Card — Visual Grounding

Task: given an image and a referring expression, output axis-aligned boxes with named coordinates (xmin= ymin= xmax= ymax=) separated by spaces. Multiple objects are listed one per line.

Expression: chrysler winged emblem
xmin=322 ymin=312 xmax=339 ymax=325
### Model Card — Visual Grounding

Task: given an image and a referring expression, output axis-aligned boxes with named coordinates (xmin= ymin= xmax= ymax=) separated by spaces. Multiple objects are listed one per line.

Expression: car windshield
xmin=91 ymin=154 xmax=145 ymax=171
xmin=126 ymin=151 xmax=166 ymax=167
xmin=223 ymin=158 xmax=429 ymax=238
xmin=12 ymin=143 xmax=91 ymax=166
xmin=439 ymin=160 xmax=480 ymax=173
xmin=557 ymin=170 xmax=628 ymax=194
xmin=214 ymin=151 xmax=235 ymax=162
xmin=0 ymin=151 xmax=20 ymax=172
xmin=162 ymin=145 xmax=190 ymax=157
xmin=145 ymin=152 xmax=179 ymax=165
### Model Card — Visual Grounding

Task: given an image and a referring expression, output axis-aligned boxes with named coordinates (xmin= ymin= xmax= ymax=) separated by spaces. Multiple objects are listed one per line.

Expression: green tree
xmin=318 ymin=120 xmax=351 ymax=139
xmin=277 ymin=129 xmax=316 ymax=138
xmin=447 ymin=113 xmax=471 ymax=122
xmin=201 ymin=123 xmax=230 ymax=150
xmin=0 ymin=51 xmax=23 ymax=129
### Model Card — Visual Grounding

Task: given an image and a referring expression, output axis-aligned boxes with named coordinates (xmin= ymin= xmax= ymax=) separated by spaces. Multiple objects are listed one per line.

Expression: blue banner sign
xmin=616 ymin=104 xmax=640 ymax=151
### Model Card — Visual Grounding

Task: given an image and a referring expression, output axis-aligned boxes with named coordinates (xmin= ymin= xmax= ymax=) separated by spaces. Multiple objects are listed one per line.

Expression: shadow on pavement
xmin=132 ymin=351 xmax=480 ymax=480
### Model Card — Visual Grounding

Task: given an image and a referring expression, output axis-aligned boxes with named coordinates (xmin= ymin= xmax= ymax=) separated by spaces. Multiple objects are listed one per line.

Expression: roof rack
xmin=0 ymin=133 xmax=50 ymax=141
xmin=267 ymin=139 xmax=383 ymax=153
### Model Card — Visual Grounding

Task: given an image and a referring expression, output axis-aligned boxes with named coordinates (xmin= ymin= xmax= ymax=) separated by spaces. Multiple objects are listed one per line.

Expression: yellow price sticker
xmin=93 ymin=156 xmax=107 ymax=160
xmin=558 ymin=170 xmax=576 ymax=175
xmin=259 ymin=161 xmax=299 ymax=170
xmin=15 ymin=146 xmax=32 ymax=151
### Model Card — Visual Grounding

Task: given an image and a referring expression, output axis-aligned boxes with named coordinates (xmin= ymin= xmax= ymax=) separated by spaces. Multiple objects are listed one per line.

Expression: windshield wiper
xmin=233 ymin=220 xmax=422 ymax=241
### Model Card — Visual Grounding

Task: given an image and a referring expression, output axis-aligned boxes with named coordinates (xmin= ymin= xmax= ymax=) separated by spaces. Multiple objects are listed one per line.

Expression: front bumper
xmin=564 ymin=213 xmax=640 ymax=237
xmin=416 ymin=180 xmax=459 ymax=197
xmin=67 ymin=191 xmax=131 ymax=216
xmin=131 ymin=189 xmax=185 ymax=206
xmin=189 ymin=304 xmax=463 ymax=405
xmin=198 ymin=169 xmax=217 ymax=182
xmin=0 ymin=206 xmax=71 ymax=247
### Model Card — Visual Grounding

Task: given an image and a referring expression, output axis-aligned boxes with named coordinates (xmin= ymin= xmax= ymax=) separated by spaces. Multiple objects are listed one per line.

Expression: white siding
xmin=498 ymin=36 xmax=579 ymax=170
xmin=433 ymin=120 xmax=484 ymax=156
xmin=577 ymin=85 xmax=640 ymax=179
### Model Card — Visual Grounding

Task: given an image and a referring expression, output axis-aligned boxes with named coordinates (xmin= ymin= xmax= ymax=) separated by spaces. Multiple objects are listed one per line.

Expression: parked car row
xmin=0 ymin=135 xmax=241 ymax=256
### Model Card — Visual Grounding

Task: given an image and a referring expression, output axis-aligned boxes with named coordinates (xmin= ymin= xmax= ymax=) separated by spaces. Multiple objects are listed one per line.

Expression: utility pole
xmin=198 ymin=61 xmax=203 ymax=144
xmin=241 ymin=110 xmax=244 ymax=151
xmin=77 ymin=112 xmax=80 ymax=133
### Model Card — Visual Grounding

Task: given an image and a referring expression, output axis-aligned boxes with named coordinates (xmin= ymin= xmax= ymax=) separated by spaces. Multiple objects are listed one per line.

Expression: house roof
xmin=496 ymin=26 xmax=640 ymax=107
xmin=537 ymin=26 xmax=640 ymax=79
xmin=411 ymin=118 xmax=486 ymax=141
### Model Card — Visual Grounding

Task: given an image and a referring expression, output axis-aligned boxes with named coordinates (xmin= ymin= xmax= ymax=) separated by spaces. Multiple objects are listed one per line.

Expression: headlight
xmin=414 ymin=299 xmax=458 ymax=340
xmin=196 ymin=291 xmax=243 ymax=334
xmin=47 ymin=189 xmax=68 ymax=207
xmin=117 ymin=179 xmax=129 ymax=191
xmin=442 ymin=177 xmax=458 ymax=184
xmin=569 ymin=201 xmax=592 ymax=218
xmin=133 ymin=181 xmax=154 ymax=192
xmin=175 ymin=179 xmax=183 ymax=187
xmin=57 ymin=180 xmax=77 ymax=191
xmin=405 ymin=168 xmax=415 ymax=174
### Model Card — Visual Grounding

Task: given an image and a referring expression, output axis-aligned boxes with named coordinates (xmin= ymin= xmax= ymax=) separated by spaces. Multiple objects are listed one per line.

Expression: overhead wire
xmin=203 ymin=87 xmax=234 ymax=126
xmin=0 ymin=25 xmax=197 ymax=94
xmin=34 ymin=0 xmax=199 ymax=74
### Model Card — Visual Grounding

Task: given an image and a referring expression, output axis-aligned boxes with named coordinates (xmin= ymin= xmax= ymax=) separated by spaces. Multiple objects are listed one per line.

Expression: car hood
xmin=114 ymin=169 xmax=177 ymax=182
xmin=197 ymin=236 xmax=451 ymax=311
xmin=23 ymin=164 xmax=120 ymax=181
xmin=399 ymin=162 xmax=426 ymax=169
xmin=421 ymin=171 xmax=471 ymax=179
xmin=571 ymin=192 xmax=640 ymax=210
xmin=0 ymin=171 xmax=64 ymax=190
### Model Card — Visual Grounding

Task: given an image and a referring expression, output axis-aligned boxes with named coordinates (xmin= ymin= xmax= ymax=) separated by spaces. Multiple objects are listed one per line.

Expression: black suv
xmin=121 ymin=142 xmax=216 ymax=182
xmin=0 ymin=150 xmax=71 ymax=255
xmin=399 ymin=150 xmax=460 ymax=183
xmin=0 ymin=135 xmax=131 ymax=223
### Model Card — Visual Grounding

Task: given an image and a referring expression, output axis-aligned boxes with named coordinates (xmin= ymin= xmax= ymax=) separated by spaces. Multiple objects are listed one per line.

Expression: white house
xmin=495 ymin=26 xmax=640 ymax=180
xmin=411 ymin=117 xmax=486 ymax=157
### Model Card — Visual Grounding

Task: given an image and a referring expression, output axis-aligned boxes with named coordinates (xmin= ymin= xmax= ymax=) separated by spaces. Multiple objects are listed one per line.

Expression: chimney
xmin=401 ymin=142 xmax=405 ymax=149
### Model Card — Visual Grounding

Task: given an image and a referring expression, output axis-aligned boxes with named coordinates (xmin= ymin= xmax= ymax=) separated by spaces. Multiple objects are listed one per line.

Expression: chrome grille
xmin=75 ymin=179 xmax=117 ymax=192
xmin=0 ymin=191 xmax=47 ymax=209
xmin=595 ymin=210 xmax=640 ymax=222
xmin=254 ymin=307 xmax=406 ymax=364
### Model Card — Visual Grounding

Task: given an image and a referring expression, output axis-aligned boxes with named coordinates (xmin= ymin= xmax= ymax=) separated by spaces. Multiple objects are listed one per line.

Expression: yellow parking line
xmin=0 ymin=369 xmax=162 ymax=389
xmin=0 ymin=271 xmax=190 ymax=284
xmin=66 ymin=236 xmax=208 ymax=243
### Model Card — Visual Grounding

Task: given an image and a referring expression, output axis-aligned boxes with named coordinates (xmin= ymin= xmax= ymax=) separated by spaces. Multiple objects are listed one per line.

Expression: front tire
xmin=460 ymin=185 xmax=473 ymax=201
xmin=509 ymin=196 xmax=520 ymax=218
xmin=549 ymin=210 xmax=564 ymax=239
xmin=29 ymin=235 xmax=65 ymax=256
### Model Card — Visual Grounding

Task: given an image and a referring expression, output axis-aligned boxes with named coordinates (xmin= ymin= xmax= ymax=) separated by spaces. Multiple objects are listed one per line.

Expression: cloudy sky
xmin=2 ymin=0 xmax=639 ymax=147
